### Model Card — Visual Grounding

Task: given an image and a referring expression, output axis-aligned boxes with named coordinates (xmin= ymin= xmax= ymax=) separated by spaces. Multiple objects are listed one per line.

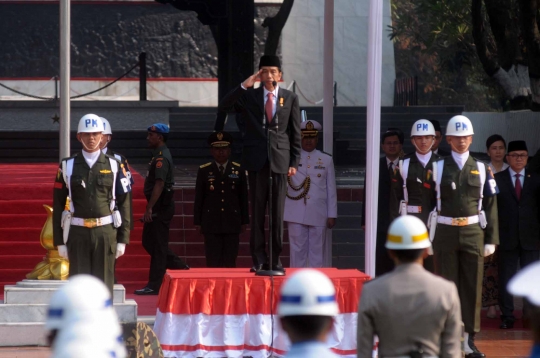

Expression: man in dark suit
xmin=194 ymin=131 xmax=250 ymax=268
xmin=429 ymin=119 xmax=450 ymax=156
xmin=362 ymin=128 xmax=404 ymax=276
xmin=218 ymin=55 xmax=301 ymax=273
xmin=494 ymin=140 xmax=540 ymax=329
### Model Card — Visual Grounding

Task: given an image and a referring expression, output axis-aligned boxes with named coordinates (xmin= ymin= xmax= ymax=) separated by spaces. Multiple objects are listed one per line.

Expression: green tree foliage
xmin=390 ymin=0 xmax=506 ymax=111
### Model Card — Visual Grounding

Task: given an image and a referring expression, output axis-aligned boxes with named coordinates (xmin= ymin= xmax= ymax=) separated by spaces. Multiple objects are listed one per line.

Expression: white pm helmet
xmin=100 ymin=117 xmax=112 ymax=135
xmin=446 ymin=115 xmax=474 ymax=136
xmin=46 ymin=274 xmax=116 ymax=331
xmin=278 ymin=269 xmax=339 ymax=317
xmin=77 ymin=114 xmax=104 ymax=133
xmin=410 ymin=119 xmax=435 ymax=137
xmin=386 ymin=215 xmax=431 ymax=250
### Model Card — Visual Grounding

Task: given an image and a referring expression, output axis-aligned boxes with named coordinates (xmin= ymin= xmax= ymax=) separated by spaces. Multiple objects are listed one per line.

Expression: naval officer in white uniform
xmin=284 ymin=120 xmax=338 ymax=267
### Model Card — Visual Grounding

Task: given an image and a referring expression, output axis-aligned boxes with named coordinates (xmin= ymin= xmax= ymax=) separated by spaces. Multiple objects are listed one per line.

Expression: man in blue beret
xmin=135 ymin=123 xmax=189 ymax=295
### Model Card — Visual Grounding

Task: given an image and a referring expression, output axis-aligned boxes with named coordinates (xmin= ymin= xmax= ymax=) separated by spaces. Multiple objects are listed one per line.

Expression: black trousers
xmin=142 ymin=201 xmax=186 ymax=290
xmin=498 ymin=246 xmax=539 ymax=320
xmin=375 ymin=231 xmax=394 ymax=276
xmin=204 ymin=233 xmax=240 ymax=268
xmin=248 ymin=163 xmax=286 ymax=267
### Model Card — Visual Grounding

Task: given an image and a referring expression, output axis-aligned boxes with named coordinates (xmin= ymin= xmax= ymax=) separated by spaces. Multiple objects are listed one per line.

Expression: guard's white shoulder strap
xmin=477 ymin=161 xmax=486 ymax=212
xmin=114 ymin=154 xmax=122 ymax=162
xmin=399 ymin=158 xmax=410 ymax=202
xmin=434 ymin=159 xmax=444 ymax=212
xmin=108 ymin=157 xmax=118 ymax=212
xmin=62 ymin=158 xmax=75 ymax=212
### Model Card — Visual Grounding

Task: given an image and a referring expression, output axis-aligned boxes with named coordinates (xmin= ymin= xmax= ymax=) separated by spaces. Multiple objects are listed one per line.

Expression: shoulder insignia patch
xmin=156 ymin=161 xmax=163 ymax=169
xmin=200 ymin=162 xmax=212 ymax=168
xmin=232 ymin=161 xmax=241 ymax=167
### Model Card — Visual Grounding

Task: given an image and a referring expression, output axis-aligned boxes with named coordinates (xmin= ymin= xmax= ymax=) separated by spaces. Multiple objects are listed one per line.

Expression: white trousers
xmin=287 ymin=222 xmax=332 ymax=267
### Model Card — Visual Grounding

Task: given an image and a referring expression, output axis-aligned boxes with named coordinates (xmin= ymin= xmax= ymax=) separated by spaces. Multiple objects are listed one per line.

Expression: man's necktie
xmin=266 ymin=92 xmax=274 ymax=123
xmin=219 ymin=165 xmax=224 ymax=176
xmin=515 ymin=173 xmax=522 ymax=200
xmin=388 ymin=162 xmax=394 ymax=176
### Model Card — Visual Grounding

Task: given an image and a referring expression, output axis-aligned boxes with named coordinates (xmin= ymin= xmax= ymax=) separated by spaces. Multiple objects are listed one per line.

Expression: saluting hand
xmin=242 ymin=70 xmax=262 ymax=89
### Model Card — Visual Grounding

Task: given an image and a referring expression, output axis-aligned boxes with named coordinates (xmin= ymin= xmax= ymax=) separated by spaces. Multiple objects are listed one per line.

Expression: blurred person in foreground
xmin=507 ymin=261 xmax=540 ymax=357
xmin=357 ymin=215 xmax=462 ymax=358
xmin=45 ymin=274 xmax=126 ymax=358
xmin=278 ymin=269 xmax=339 ymax=358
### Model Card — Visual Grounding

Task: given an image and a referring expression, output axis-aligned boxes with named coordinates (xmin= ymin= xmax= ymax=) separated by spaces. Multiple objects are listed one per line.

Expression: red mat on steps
xmin=0 ymin=163 xmax=149 ymax=292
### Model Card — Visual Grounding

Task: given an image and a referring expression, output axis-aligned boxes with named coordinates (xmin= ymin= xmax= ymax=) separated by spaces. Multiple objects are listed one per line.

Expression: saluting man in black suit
xmin=361 ymin=128 xmax=404 ymax=276
xmin=494 ymin=140 xmax=540 ymax=329
xmin=218 ymin=55 xmax=301 ymax=273
xmin=194 ymin=132 xmax=250 ymax=268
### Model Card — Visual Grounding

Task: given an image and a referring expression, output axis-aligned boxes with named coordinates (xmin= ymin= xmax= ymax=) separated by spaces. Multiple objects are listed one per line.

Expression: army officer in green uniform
xmin=430 ymin=115 xmax=499 ymax=358
xmin=135 ymin=123 xmax=189 ymax=296
xmin=390 ymin=119 xmax=439 ymax=271
xmin=194 ymin=131 xmax=250 ymax=268
xmin=53 ymin=114 xmax=132 ymax=294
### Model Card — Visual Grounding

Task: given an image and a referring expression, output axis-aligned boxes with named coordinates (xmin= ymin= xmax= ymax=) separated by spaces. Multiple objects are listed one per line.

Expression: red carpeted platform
xmin=0 ymin=163 xmax=148 ymax=295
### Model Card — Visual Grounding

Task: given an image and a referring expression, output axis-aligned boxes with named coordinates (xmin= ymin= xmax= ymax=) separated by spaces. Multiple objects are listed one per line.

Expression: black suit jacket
xmin=193 ymin=161 xmax=250 ymax=234
xmin=362 ymin=157 xmax=394 ymax=233
xmin=495 ymin=169 xmax=540 ymax=251
xmin=218 ymin=85 xmax=301 ymax=174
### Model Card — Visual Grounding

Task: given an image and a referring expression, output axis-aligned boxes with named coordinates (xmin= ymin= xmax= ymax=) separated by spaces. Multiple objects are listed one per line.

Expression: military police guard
xmin=53 ymin=114 xmax=132 ymax=294
xmin=390 ymin=119 xmax=439 ymax=271
xmin=193 ymin=131 xmax=250 ymax=268
xmin=284 ymin=120 xmax=337 ymax=267
xmin=429 ymin=115 xmax=499 ymax=358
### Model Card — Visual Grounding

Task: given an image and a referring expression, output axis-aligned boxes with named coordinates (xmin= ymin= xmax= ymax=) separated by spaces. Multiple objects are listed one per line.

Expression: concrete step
xmin=337 ymin=202 xmax=362 ymax=216
xmin=4 ymin=280 xmax=128 ymax=304
xmin=0 ymin=299 xmax=137 ymax=323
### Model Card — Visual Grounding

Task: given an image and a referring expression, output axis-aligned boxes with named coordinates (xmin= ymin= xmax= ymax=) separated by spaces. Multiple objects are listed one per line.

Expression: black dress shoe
xmin=500 ymin=318 xmax=514 ymax=329
xmin=134 ymin=286 xmax=159 ymax=295
xmin=272 ymin=264 xmax=285 ymax=273
xmin=465 ymin=333 xmax=485 ymax=358
xmin=250 ymin=264 xmax=264 ymax=272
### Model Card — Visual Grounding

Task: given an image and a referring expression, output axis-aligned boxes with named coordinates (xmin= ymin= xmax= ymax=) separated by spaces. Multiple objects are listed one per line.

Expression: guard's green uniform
xmin=142 ymin=144 xmax=187 ymax=290
xmin=53 ymin=152 xmax=131 ymax=293
xmin=432 ymin=155 xmax=499 ymax=333
xmin=390 ymin=152 xmax=440 ymax=271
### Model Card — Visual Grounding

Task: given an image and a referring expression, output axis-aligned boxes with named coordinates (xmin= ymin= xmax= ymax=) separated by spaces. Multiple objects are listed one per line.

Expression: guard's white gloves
xmin=116 ymin=243 xmax=126 ymax=259
xmin=484 ymin=244 xmax=496 ymax=257
xmin=57 ymin=245 xmax=69 ymax=260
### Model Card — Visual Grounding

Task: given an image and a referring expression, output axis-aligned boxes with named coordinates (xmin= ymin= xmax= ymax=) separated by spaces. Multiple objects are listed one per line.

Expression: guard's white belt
xmin=437 ymin=215 xmax=479 ymax=226
xmin=407 ymin=205 xmax=422 ymax=213
xmin=71 ymin=215 xmax=113 ymax=228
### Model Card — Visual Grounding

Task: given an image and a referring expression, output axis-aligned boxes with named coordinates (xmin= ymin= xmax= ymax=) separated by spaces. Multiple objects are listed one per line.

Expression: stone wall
xmin=0 ymin=3 xmax=277 ymax=79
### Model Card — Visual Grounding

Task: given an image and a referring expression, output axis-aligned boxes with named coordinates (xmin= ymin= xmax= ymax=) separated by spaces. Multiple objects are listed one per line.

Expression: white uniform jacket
xmin=284 ymin=149 xmax=338 ymax=227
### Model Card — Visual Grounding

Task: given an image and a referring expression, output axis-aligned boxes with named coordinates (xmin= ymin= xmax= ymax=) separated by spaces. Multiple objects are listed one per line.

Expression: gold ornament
xmin=26 ymin=205 xmax=69 ymax=280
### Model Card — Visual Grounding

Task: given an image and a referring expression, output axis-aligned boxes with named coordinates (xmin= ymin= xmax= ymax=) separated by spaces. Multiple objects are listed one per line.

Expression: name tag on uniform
xmin=314 ymin=165 xmax=325 ymax=170
xmin=228 ymin=174 xmax=239 ymax=179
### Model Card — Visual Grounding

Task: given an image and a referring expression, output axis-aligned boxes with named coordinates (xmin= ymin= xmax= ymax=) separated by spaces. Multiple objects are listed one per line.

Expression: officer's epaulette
xmin=232 ymin=161 xmax=241 ymax=167
xmin=104 ymin=153 xmax=122 ymax=163
xmin=320 ymin=151 xmax=332 ymax=157
xmin=200 ymin=162 xmax=212 ymax=169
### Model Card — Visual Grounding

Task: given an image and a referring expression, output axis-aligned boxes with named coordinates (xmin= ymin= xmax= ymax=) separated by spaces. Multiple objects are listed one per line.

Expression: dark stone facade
xmin=0 ymin=3 xmax=278 ymax=79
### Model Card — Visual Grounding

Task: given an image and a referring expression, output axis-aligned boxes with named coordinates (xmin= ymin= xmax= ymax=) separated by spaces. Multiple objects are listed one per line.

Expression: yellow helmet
xmin=386 ymin=215 xmax=431 ymax=250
